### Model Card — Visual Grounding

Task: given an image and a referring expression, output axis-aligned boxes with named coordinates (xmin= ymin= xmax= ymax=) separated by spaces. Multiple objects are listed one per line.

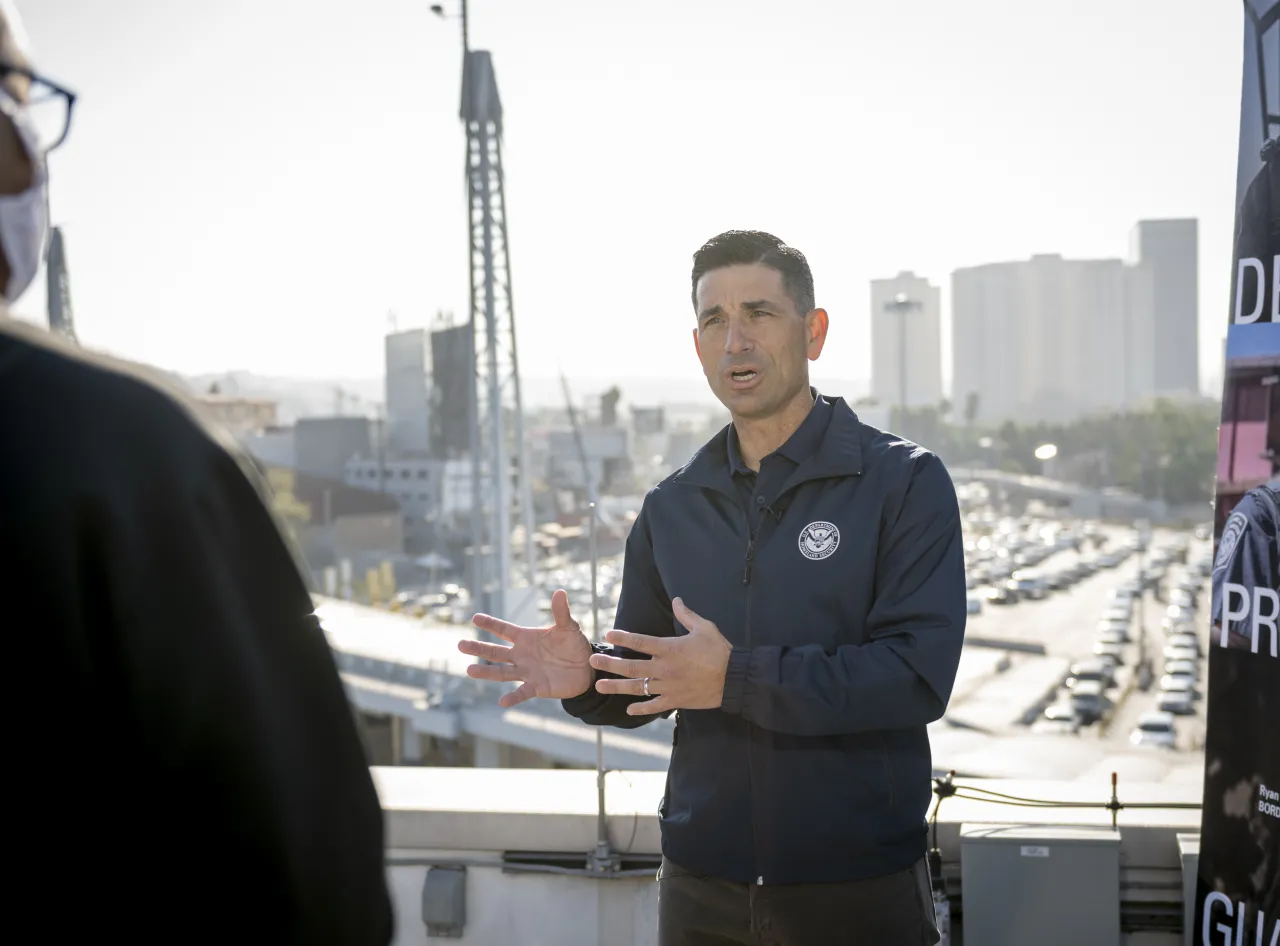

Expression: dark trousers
xmin=657 ymin=857 xmax=941 ymax=946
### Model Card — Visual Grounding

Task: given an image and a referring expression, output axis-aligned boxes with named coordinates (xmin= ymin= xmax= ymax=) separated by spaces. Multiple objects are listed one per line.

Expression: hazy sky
xmin=11 ymin=0 xmax=1247 ymax=393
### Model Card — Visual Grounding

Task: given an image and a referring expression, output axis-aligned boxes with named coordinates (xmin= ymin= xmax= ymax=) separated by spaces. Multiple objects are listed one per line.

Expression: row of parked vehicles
xmin=1030 ymin=532 xmax=1208 ymax=750
xmin=973 ymin=539 xmax=1133 ymax=609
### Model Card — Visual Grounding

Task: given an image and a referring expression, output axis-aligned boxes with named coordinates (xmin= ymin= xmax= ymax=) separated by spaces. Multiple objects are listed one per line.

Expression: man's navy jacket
xmin=563 ymin=392 xmax=967 ymax=886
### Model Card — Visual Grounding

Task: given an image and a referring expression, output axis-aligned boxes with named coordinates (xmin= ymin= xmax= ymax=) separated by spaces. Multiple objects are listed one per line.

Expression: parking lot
xmin=955 ymin=494 xmax=1211 ymax=756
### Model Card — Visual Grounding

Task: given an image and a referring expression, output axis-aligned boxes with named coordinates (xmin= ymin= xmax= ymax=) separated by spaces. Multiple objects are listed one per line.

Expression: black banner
xmin=1193 ymin=4 xmax=1280 ymax=944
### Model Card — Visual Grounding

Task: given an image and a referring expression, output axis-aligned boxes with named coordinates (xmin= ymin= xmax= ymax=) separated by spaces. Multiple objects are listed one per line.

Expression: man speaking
xmin=460 ymin=231 xmax=965 ymax=945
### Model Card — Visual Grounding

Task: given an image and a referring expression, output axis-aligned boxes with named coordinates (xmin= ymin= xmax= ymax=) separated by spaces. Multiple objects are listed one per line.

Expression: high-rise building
xmin=1129 ymin=219 xmax=1199 ymax=396
xmin=869 ymin=272 xmax=943 ymax=412
xmin=951 ymin=254 xmax=1156 ymax=424
xmin=429 ymin=323 xmax=472 ymax=459
xmin=385 ymin=329 xmax=432 ymax=456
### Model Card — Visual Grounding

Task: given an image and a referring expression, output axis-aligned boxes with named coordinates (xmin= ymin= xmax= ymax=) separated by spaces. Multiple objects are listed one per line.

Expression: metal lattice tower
xmin=461 ymin=48 xmax=537 ymax=622
xmin=45 ymin=226 xmax=78 ymax=343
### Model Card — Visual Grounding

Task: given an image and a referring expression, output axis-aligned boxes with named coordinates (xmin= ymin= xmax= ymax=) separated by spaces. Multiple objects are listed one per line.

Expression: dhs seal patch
xmin=1214 ymin=511 xmax=1248 ymax=572
xmin=799 ymin=521 xmax=840 ymax=560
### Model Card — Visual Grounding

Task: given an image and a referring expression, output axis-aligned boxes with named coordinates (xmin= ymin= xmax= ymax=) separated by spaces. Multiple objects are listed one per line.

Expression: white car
xmin=1130 ymin=711 xmax=1177 ymax=749
xmin=1093 ymin=641 xmax=1126 ymax=664
xmin=1095 ymin=628 xmax=1129 ymax=646
xmin=1167 ymin=631 xmax=1201 ymax=652
xmin=1095 ymin=622 xmax=1126 ymax=642
xmin=966 ymin=594 xmax=983 ymax=614
xmin=1066 ymin=659 xmax=1117 ymax=690
xmin=1163 ymin=645 xmax=1199 ymax=663
xmin=1032 ymin=703 xmax=1081 ymax=735
xmin=1069 ymin=681 xmax=1109 ymax=724
xmin=1158 ymin=691 xmax=1196 ymax=715
xmin=1160 ymin=673 xmax=1198 ymax=697
xmin=1164 ymin=658 xmax=1199 ymax=680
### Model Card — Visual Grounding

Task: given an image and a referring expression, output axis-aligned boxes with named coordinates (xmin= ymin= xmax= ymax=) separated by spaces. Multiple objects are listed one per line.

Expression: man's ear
xmin=805 ymin=308 xmax=829 ymax=361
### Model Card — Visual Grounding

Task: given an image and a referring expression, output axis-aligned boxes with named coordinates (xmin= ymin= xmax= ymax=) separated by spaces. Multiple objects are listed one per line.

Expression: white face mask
xmin=0 ymin=87 xmax=48 ymax=302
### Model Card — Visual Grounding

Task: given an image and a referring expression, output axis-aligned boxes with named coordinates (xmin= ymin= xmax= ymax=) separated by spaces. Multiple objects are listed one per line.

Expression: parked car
xmin=1069 ymin=680 xmax=1110 ymax=725
xmin=1160 ymin=673 xmax=1199 ymax=699
xmin=1130 ymin=711 xmax=1177 ymax=749
xmin=1103 ymin=598 xmax=1133 ymax=615
xmin=1010 ymin=574 xmax=1048 ymax=599
xmin=1163 ymin=658 xmax=1200 ymax=680
xmin=1166 ymin=632 xmax=1202 ymax=656
xmin=1066 ymin=659 xmax=1117 ymax=689
xmin=1096 ymin=620 xmax=1131 ymax=641
xmin=985 ymin=584 xmax=1018 ymax=605
xmin=1158 ymin=690 xmax=1196 ymax=715
xmin=1093 ymin=641 xmax=1126 ymax=664
xmin=1163 ymin=644 xmax=1200 ymax=664
xmin=966 ymin=593 xmax=983 ymax=614
xmin=1095 ymin=628 xmax=1129 ymax=646
xmin=1032 ymin=703 xmax=1082 ymax=735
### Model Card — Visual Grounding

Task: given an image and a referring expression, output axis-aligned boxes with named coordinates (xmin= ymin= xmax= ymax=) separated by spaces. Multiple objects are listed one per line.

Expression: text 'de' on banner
xmin=1194 ymin=3 xmax=1280 ymax=944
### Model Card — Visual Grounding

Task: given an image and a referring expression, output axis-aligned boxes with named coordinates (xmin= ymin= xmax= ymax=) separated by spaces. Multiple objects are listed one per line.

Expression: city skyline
xmin=8 ymin=0 xmax=1244 ymax=397
xmin=949 ymin=216 xmax=1203 ymax=425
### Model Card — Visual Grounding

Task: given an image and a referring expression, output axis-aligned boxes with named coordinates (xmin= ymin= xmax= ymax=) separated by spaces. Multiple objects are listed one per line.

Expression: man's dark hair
xmin=691 ymin=230 xmax=815 ymax=318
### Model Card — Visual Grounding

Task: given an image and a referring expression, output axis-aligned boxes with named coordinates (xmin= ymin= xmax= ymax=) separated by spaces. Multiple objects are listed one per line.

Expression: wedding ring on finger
xmin=643 ymin=677 xmax=651 ymax=697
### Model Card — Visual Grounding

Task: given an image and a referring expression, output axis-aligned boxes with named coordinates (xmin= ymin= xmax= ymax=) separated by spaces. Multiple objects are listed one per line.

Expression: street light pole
xmin=430 ymin=0 xmax=468 ymax=52
xmin=883 ymin=292 xmax=921 ymax=433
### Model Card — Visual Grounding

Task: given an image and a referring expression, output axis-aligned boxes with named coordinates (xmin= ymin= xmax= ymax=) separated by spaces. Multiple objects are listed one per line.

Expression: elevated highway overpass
xmin=949 ymin=467 xmax=1158 ymax=520
xmin=318 ymin=597 xmax=675 ymax=771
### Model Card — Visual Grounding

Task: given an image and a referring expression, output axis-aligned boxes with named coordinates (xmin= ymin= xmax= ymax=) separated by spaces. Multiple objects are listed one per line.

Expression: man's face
xmin=692 ymin=263 xmax=827 ymax=419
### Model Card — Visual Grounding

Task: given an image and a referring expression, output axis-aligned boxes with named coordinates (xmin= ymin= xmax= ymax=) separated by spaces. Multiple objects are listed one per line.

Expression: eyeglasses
xmin=0 ymin=63 xmax=77 ymax=155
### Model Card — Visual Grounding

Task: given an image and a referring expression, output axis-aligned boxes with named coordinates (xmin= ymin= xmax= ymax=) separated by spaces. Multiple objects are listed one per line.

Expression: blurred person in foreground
xmin=0 ymin=5 xmax=392 ymax=943
xmin=461 ymin=230 xmax=964 ymax=945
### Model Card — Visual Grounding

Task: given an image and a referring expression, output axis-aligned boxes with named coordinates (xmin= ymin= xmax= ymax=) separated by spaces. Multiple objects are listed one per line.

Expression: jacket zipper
xmin=743 ymin=521 xmax=762 ymax=885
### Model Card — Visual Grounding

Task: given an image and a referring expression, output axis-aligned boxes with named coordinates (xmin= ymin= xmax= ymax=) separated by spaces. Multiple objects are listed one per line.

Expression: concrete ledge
xmin=374 ymin=767 xmax=1199 ymax=857
xmin=376 ymin=767 xmax=667 ymax=854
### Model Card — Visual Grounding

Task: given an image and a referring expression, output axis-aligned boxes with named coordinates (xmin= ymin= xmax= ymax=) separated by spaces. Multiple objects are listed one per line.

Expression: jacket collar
xmin=726 ymin=388 xmax=831 ymax=475
xmin=674 ymin=390 xmax=865 ymax=496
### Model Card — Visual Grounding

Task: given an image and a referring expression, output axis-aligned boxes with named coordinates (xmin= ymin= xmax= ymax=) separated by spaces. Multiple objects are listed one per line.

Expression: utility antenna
xmin=560 ymin=371 xmax=620 ymax=874
xmin=45 ymin=226 xmax=78 ymax=343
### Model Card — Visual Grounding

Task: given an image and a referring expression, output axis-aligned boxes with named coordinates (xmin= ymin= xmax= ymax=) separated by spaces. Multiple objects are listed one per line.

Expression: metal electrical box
xmin=421 ymin=865 xmax=467 ymax=938
xmin=960 ymin=823 xmax=1121 ymax=946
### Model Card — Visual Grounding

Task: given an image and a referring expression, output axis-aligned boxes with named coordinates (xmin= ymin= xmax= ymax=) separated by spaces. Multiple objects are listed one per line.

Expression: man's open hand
xmin=458 ymin=590 xmax=593 ymax=708
xmin=590 ymin=597 xmax=732 ymax=715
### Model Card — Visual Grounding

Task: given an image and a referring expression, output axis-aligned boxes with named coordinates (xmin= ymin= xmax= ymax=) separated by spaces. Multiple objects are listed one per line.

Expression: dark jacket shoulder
xmin=0 ymin=318 xmax=241 ymax=466
xmin=0 ymin=319 xmax=276 ymax=514
xmin=648 ymin=396 xmax=945 ymax=513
